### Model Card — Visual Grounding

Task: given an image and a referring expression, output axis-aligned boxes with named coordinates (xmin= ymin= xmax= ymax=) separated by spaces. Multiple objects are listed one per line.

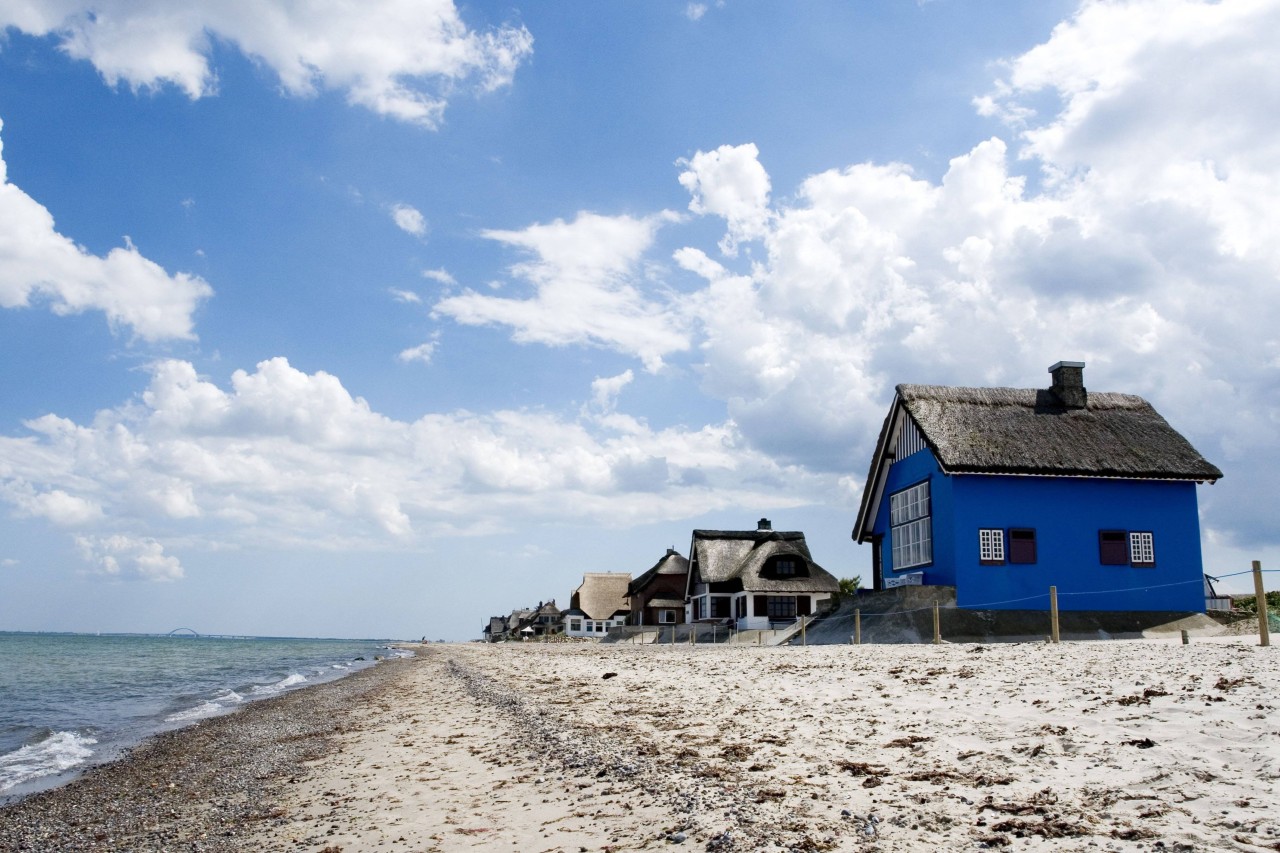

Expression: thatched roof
xmin=853 ymin=377 xmax=1222 ymax=542
xmin=628 ymin=549 xmax=690 ymax=596
xmin=897 ymin=385 xmax=1222 ymax=480
xmin=689 ymin=528 xmax=840 ymax=593
xmin=571 ymin=572 xmax=632 ymax=620
xmin=506 ymin=608 xmax=534 ymax=631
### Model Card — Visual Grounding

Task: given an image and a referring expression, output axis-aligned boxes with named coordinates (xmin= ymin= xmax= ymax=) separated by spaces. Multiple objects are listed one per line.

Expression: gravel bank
xmin=0 ymin=655 xmax=413 ymax=853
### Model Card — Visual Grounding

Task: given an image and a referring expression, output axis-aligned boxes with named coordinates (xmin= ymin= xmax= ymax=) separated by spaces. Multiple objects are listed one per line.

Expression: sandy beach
xmin=2 ymin=636 xmax=1277 ymax=852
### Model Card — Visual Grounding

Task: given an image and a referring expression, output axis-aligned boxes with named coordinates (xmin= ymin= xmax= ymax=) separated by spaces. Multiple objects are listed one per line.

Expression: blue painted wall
xmin=873 ymin=450 xmax=1207 ymax=612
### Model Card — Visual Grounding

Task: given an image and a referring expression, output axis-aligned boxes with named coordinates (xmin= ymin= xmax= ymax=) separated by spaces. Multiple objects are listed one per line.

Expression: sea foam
xmin=250 ymin=673 xmax=307 ymax=696
xmin=165 ymin=690 xmax=244 ymax=723
xmin=0 ymin=730 xmax=97 ymax=793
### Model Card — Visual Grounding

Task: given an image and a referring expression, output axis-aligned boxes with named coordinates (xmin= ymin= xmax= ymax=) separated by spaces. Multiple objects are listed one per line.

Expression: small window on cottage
xmin=569 ymin=619 xmax=582 ymax=632
xmin=1129 ymin=531 xmax=1155 ymax=567
xmin=710 ymin=597 xmax=731 ymax=618
xmin=1008 ymin=529 xmax=1037 ymax=564
xmin=658 ymin=609 xmax=675 ymax=624
xmin=979 ymin=528 xmax=1005 ymax=564
xmin=766 ymin=596 xmax=797 ymax=619
xmin=1099 ymin=530 xmax=1128 ymax=565
xmin=775 ymin=558 xmax=796 ymax=576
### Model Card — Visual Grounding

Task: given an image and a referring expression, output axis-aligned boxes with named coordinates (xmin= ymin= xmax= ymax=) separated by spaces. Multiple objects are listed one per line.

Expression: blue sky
xmin=1 ymin=0 xmax=1276 ymax=640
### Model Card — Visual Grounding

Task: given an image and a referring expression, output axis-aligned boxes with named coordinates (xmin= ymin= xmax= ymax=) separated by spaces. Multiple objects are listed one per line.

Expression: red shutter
xmin=753 ymin=595 xmax=767 ymax=617
xmin=1099 ymin=531 xmax=1127 ymax=565
xmin=797 ymin=596 xmax=812 ymax=616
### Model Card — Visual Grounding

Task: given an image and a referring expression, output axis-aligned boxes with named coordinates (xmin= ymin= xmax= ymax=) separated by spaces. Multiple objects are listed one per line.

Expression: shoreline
xmin=0 ymin=654 xmax=411 ymax=852
xmin=2 ymin=638 xmax=1277 ymax=852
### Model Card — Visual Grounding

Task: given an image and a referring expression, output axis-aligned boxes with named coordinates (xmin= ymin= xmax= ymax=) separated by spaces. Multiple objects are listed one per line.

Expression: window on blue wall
xmin=890 ymin=480 xmax=931 ymax=569
xmin=1099 ymin=530 xmax=1128 ymax=565
xmin=1009 ymin=529 xmax=1037 ymax=564
xmin=979 ymin=528 xmax=1004 ymax=564
xmin=1099 ymin=530 xmax=1155 ymax=567
xmin=1129 ymin=531 xmax=1155 ymax=567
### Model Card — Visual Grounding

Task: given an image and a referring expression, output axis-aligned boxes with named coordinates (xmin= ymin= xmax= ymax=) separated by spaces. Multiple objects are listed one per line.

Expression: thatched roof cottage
xmin=628 ymin=548 xmax=690 ymax=626
xmin=562 ymin=572 xmax=632 ymax=638
xmin=685 ymin=519 xmax=840 ymax=630
xmin=853 ymin=362 xmax=1222 ymax=612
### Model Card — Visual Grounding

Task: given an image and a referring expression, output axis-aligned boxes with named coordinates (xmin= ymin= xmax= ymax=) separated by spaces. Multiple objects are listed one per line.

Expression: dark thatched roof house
xmin=852 ymin=362 xmax=1222 ymax=612
xmin=483 ymin=615 xmax=508 ymax=643
xmin=628 ymin=548 xmax=690 ymax=626
xmin=685 ymin=519 xmax=840 ymax=629
xmin=562 ymin=572 xmax=631 ymax=638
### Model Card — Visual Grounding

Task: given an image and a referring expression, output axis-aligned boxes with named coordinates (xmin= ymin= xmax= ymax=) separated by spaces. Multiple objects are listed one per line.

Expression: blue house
xmin=852 ymin=362 xmax=1223 ymax=612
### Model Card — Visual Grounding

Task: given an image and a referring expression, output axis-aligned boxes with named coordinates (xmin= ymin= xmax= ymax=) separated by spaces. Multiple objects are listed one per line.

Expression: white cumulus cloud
xmin=76 ymin=534 xmax=184 ymax=582
xmin=421 ymin=268 xmax=458 ymax=287
xmin=0 ymin=119 xmax=212 ymax=340
xmin=390 ymin=203 xmax=427 ymax=237
xmin=0 ymin=0 xmax=534 ymax=128
xmin=398 ymin=342 xmax=436 ymax=364
xmin=433 ymin=211 xmax=690 ymax=372
xmin=0 ymin=358 xmax=825 ymax=560
xmin=678 ymin=142 xmax=772 ymax=255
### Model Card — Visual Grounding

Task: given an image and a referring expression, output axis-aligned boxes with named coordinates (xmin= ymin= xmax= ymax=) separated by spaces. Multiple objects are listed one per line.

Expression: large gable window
xmin=890 ymin=481 xmax=932 ymax=570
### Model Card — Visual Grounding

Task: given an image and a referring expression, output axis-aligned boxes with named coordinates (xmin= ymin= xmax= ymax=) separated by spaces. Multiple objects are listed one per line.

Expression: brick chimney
xmin=1049 ymin=361 xmax=1087 ymax=409
xmin=757 ymin=518 xmax=772 ymax=531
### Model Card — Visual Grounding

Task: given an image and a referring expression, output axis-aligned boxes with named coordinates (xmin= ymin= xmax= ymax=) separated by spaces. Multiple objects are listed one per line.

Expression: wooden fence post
xmin=1049 ymin=586 xmax=1060 ymax=644
xmin=1254 ymin=560 xmax=1271 ymax=648
xmin=801 ymin=617 xmax=807 ymax=647
xmin=855 ymin=609 xmax=861 ymax=645
xmin=932 ymin=603 xmax=940 ymax=645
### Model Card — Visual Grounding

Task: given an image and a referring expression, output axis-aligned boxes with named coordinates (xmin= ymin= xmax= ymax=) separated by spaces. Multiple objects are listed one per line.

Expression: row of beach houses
xmin=484 ymin=362 xmax=1227 ymax=641
xmin=483 ymin=519 xmax=844 ymax=642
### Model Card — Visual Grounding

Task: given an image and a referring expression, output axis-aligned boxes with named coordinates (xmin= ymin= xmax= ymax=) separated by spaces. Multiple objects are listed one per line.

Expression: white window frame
xmin=890 ymin=481 xmax=930 ymax=526
xmin=979 ymin=528 xmax=1005 ymax=564
xmin=890 ymin=481 xmax=932 ymax=570
xmin=658 ymin=609 xmax=675 ymax=624
xmin=1129 ymin=531 xmax=1155 ymax=566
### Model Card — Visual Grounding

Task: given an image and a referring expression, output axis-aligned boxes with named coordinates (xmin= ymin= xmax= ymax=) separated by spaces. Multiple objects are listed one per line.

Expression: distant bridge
xmin=166 ymin=628 xmax=201 ymax=637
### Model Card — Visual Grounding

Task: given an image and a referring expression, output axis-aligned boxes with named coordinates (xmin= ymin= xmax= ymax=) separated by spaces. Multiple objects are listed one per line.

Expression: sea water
xmin=0 ymin=632 xmax=406 ymax=802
